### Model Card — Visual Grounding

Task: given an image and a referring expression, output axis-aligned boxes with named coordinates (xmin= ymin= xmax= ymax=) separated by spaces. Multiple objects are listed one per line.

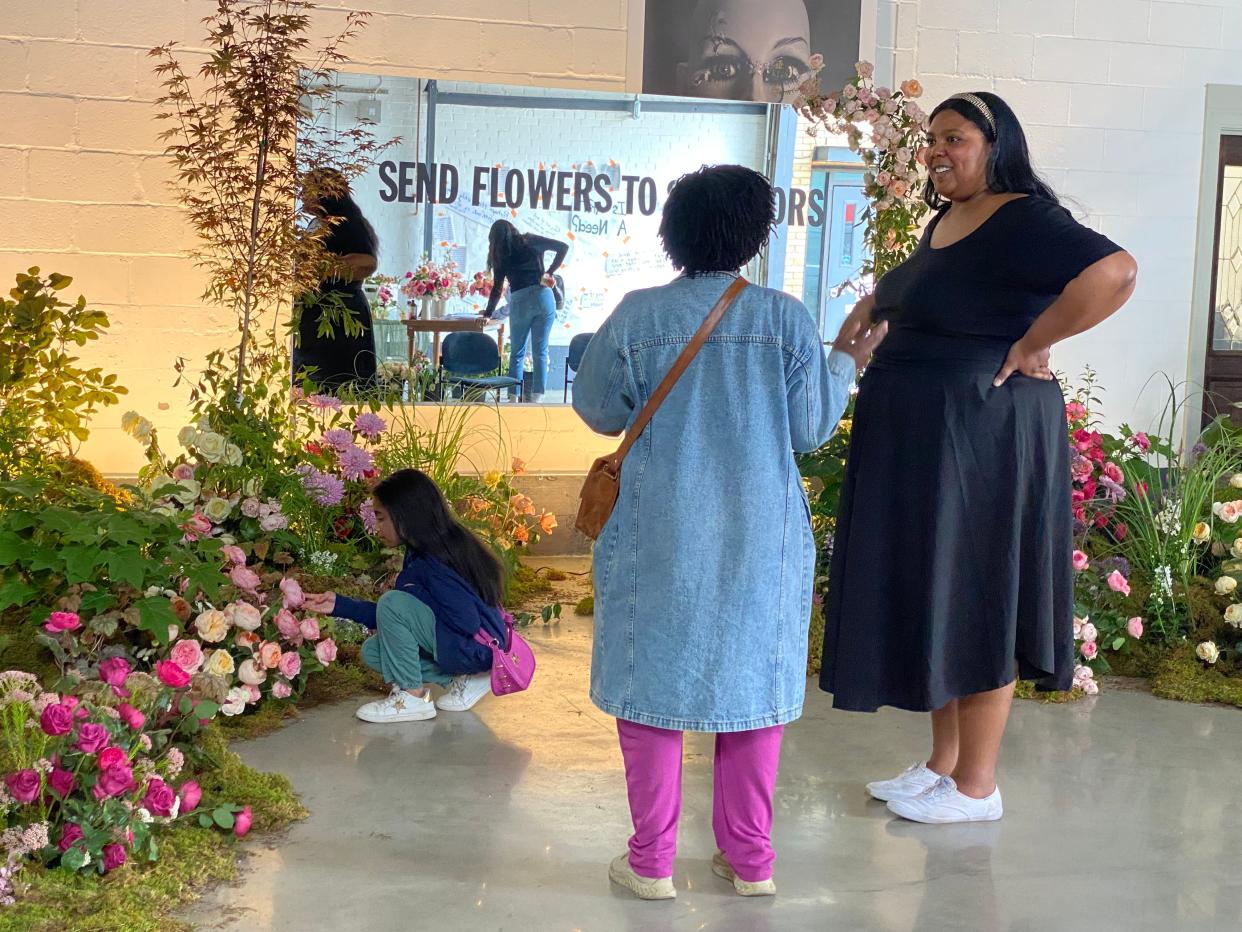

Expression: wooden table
xmin=405 ymin=316 xmax=506 ymax=368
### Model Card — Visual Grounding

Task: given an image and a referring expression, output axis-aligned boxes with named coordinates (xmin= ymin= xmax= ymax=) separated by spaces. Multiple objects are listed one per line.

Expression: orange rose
xmin=509 ymin=493 xmax=535 ymax=516
xmin=513 ymin=525 xmax=530 ymax=545
xmin=511 ymin=457 xmax=527 ymax=476
xmin=900 ymin=79 xmax=923 ymax=99
xmin=539 ymin=512 xmax=558 ymax=535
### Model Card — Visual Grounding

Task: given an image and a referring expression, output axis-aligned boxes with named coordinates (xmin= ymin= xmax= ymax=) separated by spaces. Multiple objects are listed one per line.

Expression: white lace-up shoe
xmin=608 ymin=853 xmax=676 ymax=900
xmin=887 ymin=776 xmax=1003 ymax=824
xmin=866 ymin=761 xmax=942 ymax=802
xmin=355 ymin=685 xmax=436 ymax=723
xmin=435 ymin=673 xmax=492 ymax=712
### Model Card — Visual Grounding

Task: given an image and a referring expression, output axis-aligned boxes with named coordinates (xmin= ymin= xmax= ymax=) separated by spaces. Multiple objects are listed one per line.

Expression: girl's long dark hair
xmin=373 ymin=469 xmax=505 ymax=606
xmin=923 ymin=92 xmax=1059 ymax=211
xmin=306 ymin=168 xmax=380 ymax=257
xmin=486 ymin=219 xmax=526 ymax=272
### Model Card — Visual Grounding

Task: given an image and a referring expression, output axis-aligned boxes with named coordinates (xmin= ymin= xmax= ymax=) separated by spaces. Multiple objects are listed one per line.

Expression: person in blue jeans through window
xmin=302 ymin=469 xmax=509 ymax=722
xmin=482 ymin=220 xmax=568 ymax=403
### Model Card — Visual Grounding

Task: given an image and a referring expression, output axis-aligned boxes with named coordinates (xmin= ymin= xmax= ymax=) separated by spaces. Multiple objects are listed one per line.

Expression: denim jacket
xmin=572 ymin=274 xmax=854 ymax=732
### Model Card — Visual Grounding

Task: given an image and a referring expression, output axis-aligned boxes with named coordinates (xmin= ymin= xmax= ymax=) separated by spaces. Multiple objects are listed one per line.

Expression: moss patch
xmin=505 ymin=563 xmax=553 ymax=606
xmin=0 ymin=727 xmax=304 ymax=932
xmin=1013 ymin=680 xmax=1083 ymax=703
xmin=1148 ymin=646 xmax=1242 ymax=708
xmin=574 ymin=595 xmax=594 ymax=616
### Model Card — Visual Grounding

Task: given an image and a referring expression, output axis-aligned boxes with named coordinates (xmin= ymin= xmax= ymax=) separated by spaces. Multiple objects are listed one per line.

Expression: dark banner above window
xmin=642 ymin=0 xmax=862 ymax=104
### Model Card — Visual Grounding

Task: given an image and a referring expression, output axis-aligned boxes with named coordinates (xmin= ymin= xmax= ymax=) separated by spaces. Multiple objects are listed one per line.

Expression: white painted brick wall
xmin=875 ymin=0 xmax=1242 ymax=433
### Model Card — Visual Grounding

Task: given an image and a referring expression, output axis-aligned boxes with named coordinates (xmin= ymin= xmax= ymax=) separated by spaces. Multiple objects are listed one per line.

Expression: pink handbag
xmin=473 ymin=610 xmax=535 ymax=695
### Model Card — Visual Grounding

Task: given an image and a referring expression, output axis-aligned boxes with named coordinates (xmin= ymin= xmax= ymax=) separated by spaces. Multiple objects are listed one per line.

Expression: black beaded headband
xmin=950 ymin=93 xmax=996 ymax=134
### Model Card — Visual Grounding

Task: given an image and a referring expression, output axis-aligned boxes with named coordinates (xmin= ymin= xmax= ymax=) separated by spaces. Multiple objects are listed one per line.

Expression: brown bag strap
xmin=613 ymin=276 xmax=747 ymax=463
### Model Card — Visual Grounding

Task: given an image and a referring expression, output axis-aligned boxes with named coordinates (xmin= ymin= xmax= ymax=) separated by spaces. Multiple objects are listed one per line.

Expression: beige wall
xmin=0 ymin=0 xmax=633 ymax=476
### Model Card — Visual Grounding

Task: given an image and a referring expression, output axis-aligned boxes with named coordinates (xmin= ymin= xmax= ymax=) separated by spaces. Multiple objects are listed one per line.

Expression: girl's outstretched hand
xmin=303 ymin=591 xmax=337 ymax=614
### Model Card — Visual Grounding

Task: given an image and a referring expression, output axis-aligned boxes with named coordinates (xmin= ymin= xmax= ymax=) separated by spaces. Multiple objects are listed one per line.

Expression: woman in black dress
xmin=820 ymin=92 xmax=1137 ymax=823
xmin=294 ymin=170 xmax=380 ymax=391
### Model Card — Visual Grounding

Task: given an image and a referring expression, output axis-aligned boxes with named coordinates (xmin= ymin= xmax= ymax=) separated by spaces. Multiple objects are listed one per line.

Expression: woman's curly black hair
xmin=658 ymin=165 xmax=775 ymax=276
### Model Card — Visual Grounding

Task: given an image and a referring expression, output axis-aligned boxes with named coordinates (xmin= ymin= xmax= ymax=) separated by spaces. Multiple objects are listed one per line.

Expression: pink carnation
xmin=1132 ymin=431 xmax=1151 ymax=451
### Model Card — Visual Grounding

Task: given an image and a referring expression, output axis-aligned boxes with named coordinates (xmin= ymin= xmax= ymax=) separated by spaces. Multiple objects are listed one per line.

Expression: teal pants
xmin=360 ymin=591 xmax=453 ymax=690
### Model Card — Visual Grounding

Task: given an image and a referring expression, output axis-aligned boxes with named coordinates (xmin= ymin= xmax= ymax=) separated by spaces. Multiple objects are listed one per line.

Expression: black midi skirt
xmin=820 ymin=358 xmax=1075 ymax=713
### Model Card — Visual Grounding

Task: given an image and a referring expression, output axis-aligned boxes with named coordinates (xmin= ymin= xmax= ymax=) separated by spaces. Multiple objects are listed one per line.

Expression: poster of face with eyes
xmin=642 ymin=0 xmax=862 ymax=104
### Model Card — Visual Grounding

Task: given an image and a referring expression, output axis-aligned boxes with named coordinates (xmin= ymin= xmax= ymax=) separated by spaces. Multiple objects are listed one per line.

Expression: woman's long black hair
xmin=367 ymin=469 xmax=504 ymax=608
xmin=486 ymin=219 xmax=528 ymax=272
xmin=373 ymin=469 xmax=505 ymax=607
xmin=923 ymin=92 xmax=1059 ymax=211
xmin=305 ymin=168 xmax=380 ymax=257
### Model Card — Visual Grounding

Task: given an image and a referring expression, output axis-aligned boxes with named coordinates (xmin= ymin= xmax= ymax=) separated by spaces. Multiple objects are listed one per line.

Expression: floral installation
xmin=294 ymin=395 xmax=387 ymax=546
xmin=796 ymin=60 xmax=930 ymax=280
xmin=459 ymin=468 xmax=557 ymax=552
xmin=0 ymin=669 xmax=245 ymax=883
xmin=400 ymin=253 xmax=468 ymax=306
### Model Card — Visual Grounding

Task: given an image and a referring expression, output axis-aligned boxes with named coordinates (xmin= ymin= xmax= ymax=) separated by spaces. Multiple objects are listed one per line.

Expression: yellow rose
xmin=193 ymin=609 xmax=230 ymax=643
xmin=203 ymin=648 xmax=236 ymax=678
xmin=1196 ymin=641 xmax=1220 ymax=664
xmin=203 ymin=497 xmax=233 ymax=522
xmin=196 ymin=432 xmax=228 ymax=463
xmin=1192 ymin=522 xmax=1211 ymax=544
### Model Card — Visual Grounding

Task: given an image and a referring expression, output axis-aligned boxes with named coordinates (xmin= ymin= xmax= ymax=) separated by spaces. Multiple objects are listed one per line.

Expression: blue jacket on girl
xmin=331 ymin=549 xmax=508 ymax=675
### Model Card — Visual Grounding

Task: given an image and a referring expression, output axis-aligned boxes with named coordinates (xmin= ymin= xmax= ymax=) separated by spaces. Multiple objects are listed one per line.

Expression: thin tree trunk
xmin=237 ymin=135 xmax=269 ymax=398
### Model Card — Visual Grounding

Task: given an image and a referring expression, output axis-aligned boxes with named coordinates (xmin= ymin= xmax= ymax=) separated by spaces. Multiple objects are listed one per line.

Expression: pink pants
xmin=616 ymin=719 xmax=784 ymax=882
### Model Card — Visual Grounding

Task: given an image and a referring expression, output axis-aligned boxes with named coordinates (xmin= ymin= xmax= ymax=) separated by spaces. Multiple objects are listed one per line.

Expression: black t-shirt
xmin=872 ymin=196 xmax=1123 ymax=365
xmin=487 ymin=234 xmax=568 ymax=314
xmin=318 ymin=214 xmax=376 ymax=292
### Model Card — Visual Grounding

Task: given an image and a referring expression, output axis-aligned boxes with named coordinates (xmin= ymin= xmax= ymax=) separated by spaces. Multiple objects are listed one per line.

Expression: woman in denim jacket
xmin=572 ymin=165 xmax=886 ymax=900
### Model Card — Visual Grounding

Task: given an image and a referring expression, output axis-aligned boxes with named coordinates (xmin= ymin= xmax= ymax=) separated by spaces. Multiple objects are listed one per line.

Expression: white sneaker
xmin=711 ymin=850 xmax=775 ymax=896
xmin=866 ymin=761 xmax=942 ymax=802
xmin=886 ymin=776 xmax=1003 ymax=824
xmin=435 ymin=673 xmax=492 ymax=712
xmin=608 ymin=853 xmax=676 ymax=900
xmin=355 ymin=685 xmax=436 ymax=723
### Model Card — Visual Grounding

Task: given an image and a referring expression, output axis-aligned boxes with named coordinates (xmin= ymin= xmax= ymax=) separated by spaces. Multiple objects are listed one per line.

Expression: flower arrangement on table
xmin=365 ymin=273 xmax=401 ymax=320
xmin=399 ymin=255 xmax=468 ymax=310
xmin=795 ymin=60 xmax=930 ymax=280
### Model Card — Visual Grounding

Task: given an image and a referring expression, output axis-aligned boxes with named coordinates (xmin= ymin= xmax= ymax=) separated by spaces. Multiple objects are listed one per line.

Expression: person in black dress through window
xmin=482 ymin=220 xmax=568 ymax=403
xmin=294 ymin=169 xmax=380 ymax=392
xmin=821 ymin=93 xmax=1138 ymax=823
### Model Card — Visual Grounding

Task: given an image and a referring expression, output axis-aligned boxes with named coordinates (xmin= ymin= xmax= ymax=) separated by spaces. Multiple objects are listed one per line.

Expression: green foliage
xmin=0 ymin=269 xmax=126 ymax=482
xmin=574 ymin=595 xmax=594 ymax=616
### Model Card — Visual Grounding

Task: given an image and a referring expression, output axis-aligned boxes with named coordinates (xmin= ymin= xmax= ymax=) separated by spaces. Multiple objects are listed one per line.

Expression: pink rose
xmin=169 ymin=639 xmax=205 ymax=675
xmin=242 ymin=497 xmax=262 ymax=518
xmin=48 ymin=766 xmax=76 ymax=798
xmin=271 ymin=679 xmax=293 ymax=699
xmin=1079 ymin=622 xmax=1098 ymax=643
xmin=1081 ymin=640 xmax=1099 ymax=660
xmin=1072 ymin=550 xmax=1089 ymax=571
xmin=299 ymin=617 xmax=320 ymax=642
xmin=315 ymin=638 xmax=338 ymax=666
xmin=1133 ymin=431 xmax=1150 ymax=451
xmin=98 ymin=657 xmax=132 ymax=690
xmin=279 ymin=577 xmax=304 ymax=609
xmin=1127 ymin=617 xmax=1144 ymax=639
xmin=181 ymin=512 xmax=212 ymax=541
xmin=274 ymin=609 xmax=301 ymax=641
xmin=44 ymin=611 xmax=81 ymax=633
xmin=103 ymin=843 xmax=127 ymax=872
xmin=244 ymin=684 xmax=262 ymax=704
xmin=117 ymin=703 xmax=145 ymax=731
xmin=234 ymin=805 xmax=253 ymax=837
xmin=1065 ymin=401 xmax=1087 ymax=422
xmin=40 ymin=702 xmax=74 ymax=737
xmin=1071 ymin=457 xmax=1094 ymax=482
xmin=258 ymin=641 xmax=283 ymax=670
xmin=237 ymin=659 xmax=267 ymax=686
xmin=223 ymin=601 xmax=262 ymax=632
xmin=1102 ymin=462 xmax=1124 ymax=484
xmin=156 ymin=660 xmax=191 ymax=689
xmin=5 ymin=769 xmax=41 ymax=804
xmin=172 ymin=462 xmax=196 ymax=481
xmin=230 ymin=564 xmax=261 ymax=592
xmin=221 ymin=544 xmax=247 ymax=566
xmin=278 ymin=651 xmax=301 ymax=679
xmin=58 ymin=823 xmax=84 ymax=852
xmin=143 ymin=777 xmax=178 ymax=817
xmin=179 ymin=779 xmax=202 ymax=813
xmin=76 ymin=723 xmax=109 ymax=754
xmin=93 ymin=762 xmax=136 ymax=800
xmin=98 ymin=746 xmax=127 ymax=770
xmin=1107 ymin=570 xmax=1131 ymax=596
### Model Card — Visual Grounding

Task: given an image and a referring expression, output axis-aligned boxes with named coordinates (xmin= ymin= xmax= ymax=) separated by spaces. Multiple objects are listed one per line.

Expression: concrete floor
xmin=183 ymin=614 xmax=1242 ymax=932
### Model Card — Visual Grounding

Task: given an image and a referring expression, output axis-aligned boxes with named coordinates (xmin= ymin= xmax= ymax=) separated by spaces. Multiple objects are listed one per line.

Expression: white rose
xmin=196 ymin=432 xmax=228 ymax=463
xmin=171 ymin=479 xmax=201 ymax=506
xmin=178 ymin=425 xmax=200 ymax=449
xmin=224 ymin=443 xmax=243 ymax=467
xmin=238 ymin=659 xmax=267 ymax=686
xmin=1223 ymin=502 xmax=1242 ymax=524
xmin=1231 ymin=539 xmax=1242 ymax=559
xmin=221 ymin=686 xmax=249 ymax=716
xmin=1197 ymin=640 xmax=1220 ymax=664
xmin=1225 ymin=604 xmax=1242 ymax=628
xmin=1078 ymin=622 xmax=1098 ymax=643
xmin=1231 ymin=474 xmax=1242 ymax=489
xmin=136 ymin=808 xmax=153 ymax=824
xmin=243 ymin=477 xmax=263 ymax=497
xmin=1216 ymin=576 xmax=1238 ymax=595
xmin=203 ymin=497 xmax=233 ymax=522
xmin=225 ymin=601 xmax=263 ymax=632
xmin=1214 ymin=501 xmax=1224 ymax=517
